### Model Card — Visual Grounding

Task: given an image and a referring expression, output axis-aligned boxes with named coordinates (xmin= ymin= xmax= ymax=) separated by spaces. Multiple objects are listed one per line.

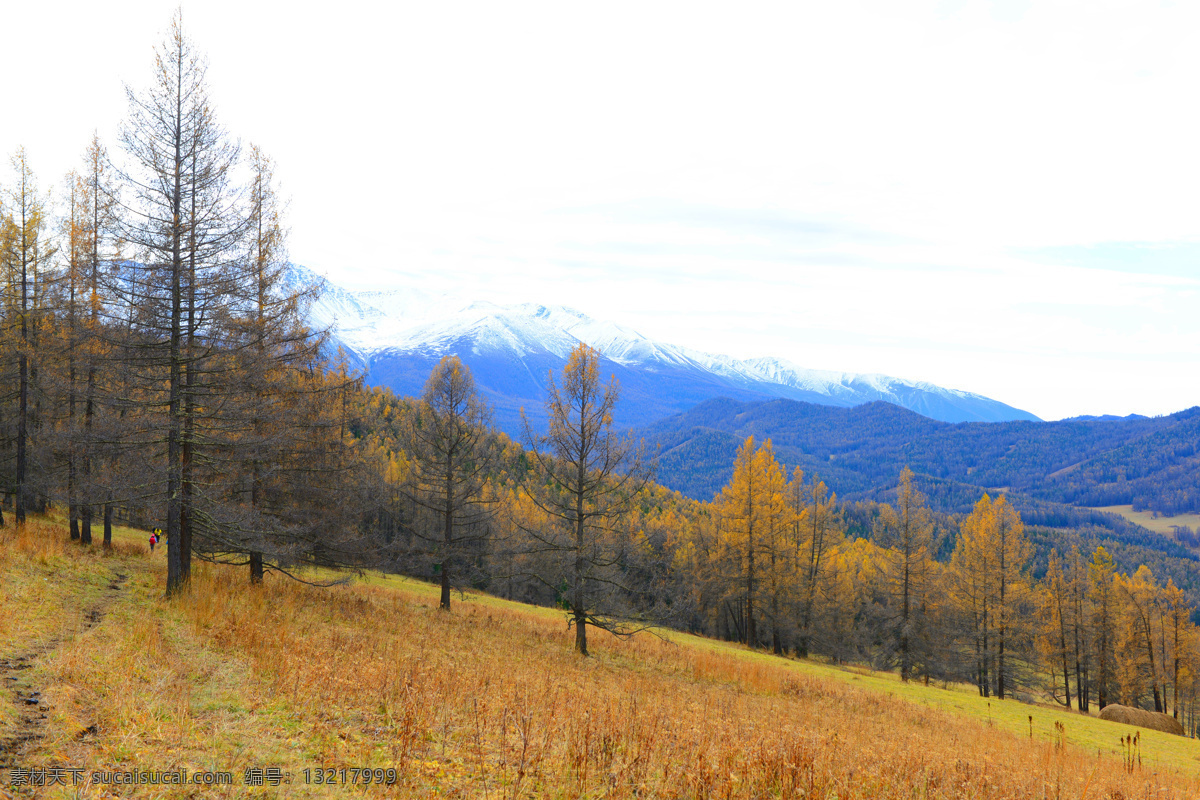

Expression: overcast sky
xmin=4 ymin=0 xmax=1198 ymax=420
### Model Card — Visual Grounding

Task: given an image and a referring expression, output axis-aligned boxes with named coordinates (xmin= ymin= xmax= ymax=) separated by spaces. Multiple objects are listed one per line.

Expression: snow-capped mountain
xmin=293 ymin=265 xmax=1039 ymax=432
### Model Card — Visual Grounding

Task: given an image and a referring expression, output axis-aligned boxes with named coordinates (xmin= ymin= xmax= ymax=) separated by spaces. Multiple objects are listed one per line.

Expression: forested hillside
xmin=642 ymin=397 xmax=1200 ymax=516
xmin=6 ymin=13 xmax=1200 ymax=753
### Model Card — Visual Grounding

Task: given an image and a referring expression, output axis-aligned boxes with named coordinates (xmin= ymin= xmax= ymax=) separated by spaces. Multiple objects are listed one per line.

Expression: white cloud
xmin=2 ymin=0 xmax=1197 ymax=420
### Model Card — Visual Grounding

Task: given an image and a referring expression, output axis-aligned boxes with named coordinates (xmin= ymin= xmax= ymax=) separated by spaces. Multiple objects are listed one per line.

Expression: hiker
xmin=149 ymin=532 xmax=157 ymax=552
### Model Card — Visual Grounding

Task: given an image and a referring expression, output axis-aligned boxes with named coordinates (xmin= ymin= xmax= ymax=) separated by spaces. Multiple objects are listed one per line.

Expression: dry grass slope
xmin=0 ymin=516 xmax=1197 ymax=798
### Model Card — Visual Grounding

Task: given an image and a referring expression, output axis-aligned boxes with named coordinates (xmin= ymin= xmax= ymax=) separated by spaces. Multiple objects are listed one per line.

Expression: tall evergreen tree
xmin=117 ymin=12 xmax=246 ymax=594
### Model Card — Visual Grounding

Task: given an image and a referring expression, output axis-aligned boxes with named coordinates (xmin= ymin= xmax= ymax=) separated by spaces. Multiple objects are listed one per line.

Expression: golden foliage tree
xmin=1036 ymin=549 xmax=1074 ymax=707
xmin=878 ymin=466 xmax=934 ymax=681
xmin=1162 ymin=578 xmax=1192 ymax=720
xmin=950 ymin=493 xmax=1031 ymax=699
xmin=1089 ymin=545 xmax=1119 ymax=709
xmin=1116 ymin=565 xmax=1165 ymax=712
xmin=520 ymin=342 xmax=651 ymax=656
xmin=714 ymin=436 xmax=784 ymax=648
xmin=796 ymin=472 xmax=841 ymax=657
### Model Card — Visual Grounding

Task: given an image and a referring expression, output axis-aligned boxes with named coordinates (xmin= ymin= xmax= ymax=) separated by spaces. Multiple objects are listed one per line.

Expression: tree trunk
xmin=68 ymin=351 xmax=79 ymax=540
xmin=1074 ymin=621 xmax=1086 ymax=711
xmin=575 ymin=609 xmax=588 ymax=656
xmin=75 ymin=472 xmax=89 ymax=544
xmin=901 ymin=552 xmax=911 ymax=681
xmin=744 ymin=478 xmax=756 ymax=649
xmin=574 ymin=455 xmax=587 ymax=656
xmin=746 ymin=549 xmax=756 ymax=648
xmin=83 ymin=154 xmax=100 ymax=551
xmin=771 ymin=587 xmax=782 ymax=656
xmin=1174 ymin=623 xmax=1181 ymax=720
xmin=16 ymin=351 xmax=28 ymax=526
xmin=165 ymin=116 xmax=185 ymax=595
xmin=1131 ymin=604 xmax=1164 ymax=713
xmin=980 ymin=608 xmax=990 ymax=698
xmin=69 ymin=497 xmax=80 ymax=540
xmin=997 ymin=632 xmax=1006 ymax=700
xmin=15 ymin=179 xmax=32 ymax=528
xmin=249 ymin=551 xmax=264 ymax=584
xmin=1060 ymin=640 xmax=1072 ymax=709
xmin=69 ymin=305 xmax=83 ymax=543
xmin=103 ymin=495 xmax=113 ymax=548
xmin=180 ymin=136 xmax=200 ymax=584
xmin=441 ymin=453 xmax=453 ymax=610
xmin=1097 ymin=634 xmax=1108 ymax=710
xmin=1145 ymin=621 xmax=1163 ymax=713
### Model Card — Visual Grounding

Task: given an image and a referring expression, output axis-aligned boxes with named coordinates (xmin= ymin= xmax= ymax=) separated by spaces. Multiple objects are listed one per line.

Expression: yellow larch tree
xmin=1116 ymin=565 xmax=1165 ymax=712
xmin=796 ymin=473 xmax=842 ymax=657
xmin=753 ymin=441 xmax=790 ymax=654
xmin=1088 ymin=545 xmax=1119 ymax=709
xmin=824 ymin=537 xmax=886 ymax=663
xmin=715 ymin=436 xmax=771 ymax=647
xmin=878 ymin=466 xmax=934 ymax=681
xmin=950 ymin=493 xmax=1031 ymax=699
xmin=1067 ymin=545 xmax=1094 ymax=711
xmin=1036 ymin=550 xmax=1075 ymax=708
xmin=1161 ymin=578 xmax=1192 ymax=720
xmin=519 ymin=342 xmax=651 ymax=656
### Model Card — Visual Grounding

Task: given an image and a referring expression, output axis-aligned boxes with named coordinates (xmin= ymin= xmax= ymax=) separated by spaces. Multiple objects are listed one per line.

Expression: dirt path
xmin=0 ymin=570 xmax=128 ymax=768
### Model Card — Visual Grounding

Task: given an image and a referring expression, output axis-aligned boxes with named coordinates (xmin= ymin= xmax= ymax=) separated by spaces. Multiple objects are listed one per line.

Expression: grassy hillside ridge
xmin=0 ymin=518 xmax=1197 ymax=798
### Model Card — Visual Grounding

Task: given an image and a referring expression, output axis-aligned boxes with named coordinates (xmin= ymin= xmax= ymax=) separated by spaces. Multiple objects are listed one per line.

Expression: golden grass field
xmin=1 ymin=516 xmax=1199 ymax=798
xmin=1090 ymin=505 xmax=1200 ymax=539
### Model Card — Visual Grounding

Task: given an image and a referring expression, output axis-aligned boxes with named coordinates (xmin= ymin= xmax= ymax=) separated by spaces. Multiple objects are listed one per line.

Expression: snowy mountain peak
xmin=293 ymin=265 xmax=1040 ymax=429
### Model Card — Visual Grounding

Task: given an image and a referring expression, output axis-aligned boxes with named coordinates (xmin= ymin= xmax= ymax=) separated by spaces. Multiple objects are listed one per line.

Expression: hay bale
xmin=1098 ymin=703 xmax=1184 ymax=736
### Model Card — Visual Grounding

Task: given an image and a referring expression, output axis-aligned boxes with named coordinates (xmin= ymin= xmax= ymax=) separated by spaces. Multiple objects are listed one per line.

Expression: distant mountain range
xmin=294 ymin=265 xmax=1040 ymax=432
xmin=637 ymin=397 xmax=1200 ymax=516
